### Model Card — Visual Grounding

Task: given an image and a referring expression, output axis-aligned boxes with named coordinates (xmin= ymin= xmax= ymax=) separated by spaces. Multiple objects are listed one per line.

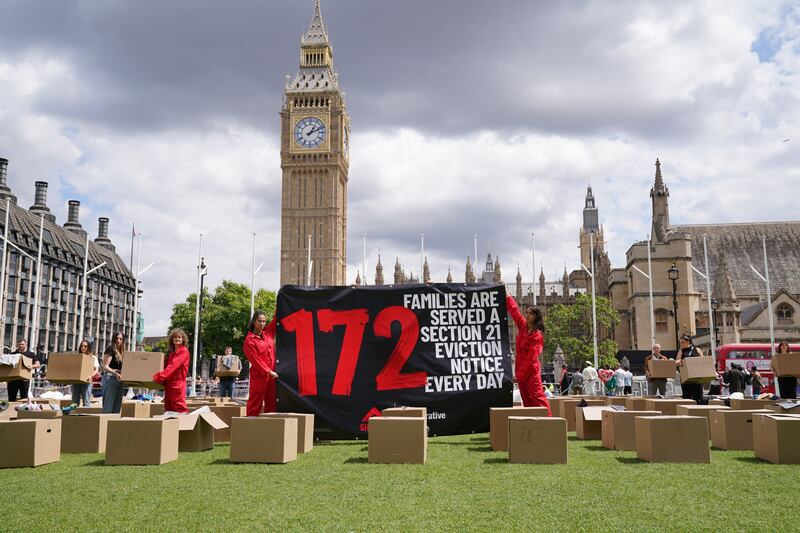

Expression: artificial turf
xmin=1 ymin=433 xmax=798 ymax=532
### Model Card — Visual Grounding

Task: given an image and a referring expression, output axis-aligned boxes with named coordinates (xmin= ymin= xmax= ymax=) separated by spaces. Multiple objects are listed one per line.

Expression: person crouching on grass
xmin=153 ymin=328 xmax=190 ymax=413
xmin=243 ymin=310 xmax=279 ymax=416
xmin=505 ymin=289 xmax=551 ymax=415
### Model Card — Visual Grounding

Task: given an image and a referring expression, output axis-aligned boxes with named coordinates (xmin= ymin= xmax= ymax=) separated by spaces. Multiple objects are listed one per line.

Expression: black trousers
xmin=681 ymin=382 xmax=703 ymax=404
xmin=778 ymin=377 xmax=797 ymax=399
xmin=7 ymin=380 xmax=30 ymax=401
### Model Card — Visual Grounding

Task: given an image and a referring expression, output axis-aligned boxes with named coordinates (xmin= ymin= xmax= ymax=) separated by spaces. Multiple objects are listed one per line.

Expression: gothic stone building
xmin=0 ymin=158 xmax=136 ymax=353
xmin=610 ymin=159 xmax=800 ymax=353
xmin=280 ymin=0 xmax=349 ymax=287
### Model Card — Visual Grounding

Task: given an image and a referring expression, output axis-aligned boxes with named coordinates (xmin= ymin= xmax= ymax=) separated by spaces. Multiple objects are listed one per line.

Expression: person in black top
xmin=8 ymin=339 xmax=40 ymax=401
xmin=676 ymin=334 xmax=705 ymax=404
xmin=101 ymin=332 xmax=127 ymax=413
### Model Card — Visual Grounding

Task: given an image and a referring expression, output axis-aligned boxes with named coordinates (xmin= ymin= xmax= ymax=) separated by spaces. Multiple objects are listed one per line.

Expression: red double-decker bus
xmin=716 ymin=343 xmax=800 ymax=394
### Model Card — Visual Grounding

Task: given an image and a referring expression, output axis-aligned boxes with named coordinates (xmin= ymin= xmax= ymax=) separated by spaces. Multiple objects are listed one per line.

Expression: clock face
xmin=294 ymin=117 xmax=326 ymax=148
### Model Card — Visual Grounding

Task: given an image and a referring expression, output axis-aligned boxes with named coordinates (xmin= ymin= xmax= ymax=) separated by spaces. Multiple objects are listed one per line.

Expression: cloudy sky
xmin=1 ymin=0 xmax=798 ymax=335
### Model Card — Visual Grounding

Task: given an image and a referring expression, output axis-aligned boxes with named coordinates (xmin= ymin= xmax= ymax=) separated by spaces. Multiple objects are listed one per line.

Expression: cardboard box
xmin=46 ymin=353 xmax=95 ymax=384
xmin=710 ymin=409 xmax=772 ymax=450
xmin=676 ymin=405 xmax=731 ymax=433
xmin=150 ymin=403 xmax=166 ymax=416
xmin=753 ymin=414 xmax=800 ymax=464
xmin=61 ymin=414 xmax=120 ymax=453
xmin=210 ymin=405 xmax=246 ymax=442
xmin=382 ymin=406 xmax=427 ymax=418
xmin=17 ymin=408 xmax=62 ymax=419
xmin=0 ymin=419 xmax=61 ymax=468
xmin=679 ymin=357 xmax=716 ymax=384
xmin=558 ymin=399 xmax=606 ymax=432
xmin=105 ymin=418 xmax=179 ymax=465
xmin=601 ymin=410 xmax=661 ymax=450
xmin=368 ymin=416 xmax=426 ymax=464
xmin=730 ymin=398 xmax=774 ymax=411
xmin=635 ymin=416 xmax=710 ymax=463
xmin=155 ymin=409 xmax=228 ymax=452
xmin=75 ymin=407 xmax=105 ymax=415
xmin=645 ymin=399 xmax=696 ymax=415
xmin=120 ymin=351 xmax=165 ymax=389
xmin=624 ymin=396 xmax=659 ymax=411
xmin=260 ymin=413 xmax=314 ymax=453
xmin=490 ymin=407 xmax=549 ymax=451
xmin=771 ymin=353 xmax=800 ymax=377
xmin=767 ymin=401 xmax=800 ymax=413
xmin=576 ymin=406 xmax=612 ymax=440
xmin=508 ymin=417 xmax=567 ymax=464
xmin=215 ymin=355 xmax=242 ymax=377
xmin=121 ymin=402 xmax=151 ymax=419
xmin=647 ymin=358 xmax=678 ymax=379
xmin=229 ymin=416 xmax=298 ymax=464
xmin=0 ymin=355 xmax=33 ymax=382
xmin=709 ymin=398 xmax=726 ymax=406
xmin=605 ymin=397 xmax=628 ymax=407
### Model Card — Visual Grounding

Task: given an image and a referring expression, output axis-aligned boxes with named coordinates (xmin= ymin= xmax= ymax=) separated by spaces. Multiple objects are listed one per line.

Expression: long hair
xmin=248 ymin=310 xmax=267 ymax=333
xmin=167 ymin=328 xmax=188 ymax=354
xmin=78 ymin=339 xmax=94 ymax=356
xmin=526 ymin=306 xmax=544 ymax=333
xmin=777 ymin=341 xmax=791 ymax=354
xmin=111 ymin=331 xmax=126 ymax=362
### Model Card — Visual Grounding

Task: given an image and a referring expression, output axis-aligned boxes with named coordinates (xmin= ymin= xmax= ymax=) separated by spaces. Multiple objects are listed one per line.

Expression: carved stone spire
xmin=423 ymin=257 xmax=431 ymax=283
xmin=465 ymin=257 xmax=476 ymax=283
xmin=375 ymin=254 xmax=384 ymax=285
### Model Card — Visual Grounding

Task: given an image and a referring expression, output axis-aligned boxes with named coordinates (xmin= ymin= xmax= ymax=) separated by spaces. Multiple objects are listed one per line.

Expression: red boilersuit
xmin=507 ymin=295 xmax=551 ymax=415
xmin=243 ymin=315 xmax=278 ymax=417
xmin=153 ymin=345 xmax=189 ymax=413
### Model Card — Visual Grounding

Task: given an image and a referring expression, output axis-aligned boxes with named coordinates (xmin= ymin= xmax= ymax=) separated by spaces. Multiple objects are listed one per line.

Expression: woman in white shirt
xmin=71 ymin=339 xmax=100 ymax=407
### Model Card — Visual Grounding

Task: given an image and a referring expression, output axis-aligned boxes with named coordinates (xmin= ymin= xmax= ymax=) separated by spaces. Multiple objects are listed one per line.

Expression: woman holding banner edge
xmin=505 ymin=288 xmax=551 ymax=415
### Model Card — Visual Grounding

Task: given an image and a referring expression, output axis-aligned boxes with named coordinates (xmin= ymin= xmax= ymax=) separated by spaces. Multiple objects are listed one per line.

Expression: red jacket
xmin=243 ymin=315 xmax=277 ymax=376
xmin=507 ymin=295 xmax=543 ymax=378
xmin=153 ymin=345 xmax=189 ymax=385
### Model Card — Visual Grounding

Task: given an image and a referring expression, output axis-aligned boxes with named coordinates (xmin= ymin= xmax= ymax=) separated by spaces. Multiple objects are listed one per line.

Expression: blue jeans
xmin=101 ymin=373 xmax=127 ymax=413
xmin=71 ymin=383 xmax=92 ymax=407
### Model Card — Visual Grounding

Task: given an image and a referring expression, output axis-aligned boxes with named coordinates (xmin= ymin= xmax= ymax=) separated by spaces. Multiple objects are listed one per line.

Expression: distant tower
xmin=493 ymin=257 xmax=501 ymax=283
xmin=539 ymin=268 xmax=545 ymax=299
xmin=354 ymin=271 xmax=361 ymax=286
xmin=579 ymin=185 xmax=605 ymax=268
xmin=465 ymin=257 xmax=476 ymax=283
xmin=562 ymin=267 xmax=569 ymax=299
xmin=446 ymin=268 xmax=453 ymax=283
xmin=650 ymin=159 xmax=670 ymax=244
xmin=394 ymin=257 xmax=403 ymax=285
xmin=375 ymin=254 xmax=384 ymax=285
xmin=422 ymin=257 xmax=431 ymax=283
xmin=515 ymin=267 xmax=523 ymax=301
xmin=280 ymin=0 xmax=349 ymax=286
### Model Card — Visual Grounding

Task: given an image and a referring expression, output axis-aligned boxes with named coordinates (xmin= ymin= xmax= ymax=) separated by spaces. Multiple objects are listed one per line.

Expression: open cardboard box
xmin=0 ymin=355 xmax=33 ymax=382
xmin=576 ymin=406 xmax=612 ymax=440
xmin=215 ymin=355 xmax=242 ymax=378
xmin=155 ymin=407 xmax=228 ymax=452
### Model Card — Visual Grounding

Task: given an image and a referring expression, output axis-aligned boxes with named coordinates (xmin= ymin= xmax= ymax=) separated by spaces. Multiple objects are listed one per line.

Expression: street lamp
xmin=711 ymin=297 xmax=720 ymax=347
xmin=668 ymin=263 xmax=679 ymax=352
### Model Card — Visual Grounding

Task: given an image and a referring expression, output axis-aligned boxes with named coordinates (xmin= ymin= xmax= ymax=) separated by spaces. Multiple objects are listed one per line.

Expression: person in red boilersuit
xmin=153 ymin=328 xmax=190 ymax=413
xmin=506 ymin=293 xmax=551 ymax=415
xmin=243 ymin=311 xmax=278 ymax=416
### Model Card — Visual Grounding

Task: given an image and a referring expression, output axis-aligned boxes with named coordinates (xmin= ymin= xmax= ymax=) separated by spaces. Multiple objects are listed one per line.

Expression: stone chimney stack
xmin=64 ymin=200 xmax=87 ymax=237
xmin=95 ymin=216 xmax=115 ymax=251
xmin=0 ymin=158 xmax=17 ymax=204
xmin=29 ymin=181 xmax=56 ymax=223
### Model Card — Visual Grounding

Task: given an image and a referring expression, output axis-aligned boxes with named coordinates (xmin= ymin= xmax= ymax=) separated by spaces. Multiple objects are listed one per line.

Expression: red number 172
xmin=281 ymin=306 xmax=426 ymax=396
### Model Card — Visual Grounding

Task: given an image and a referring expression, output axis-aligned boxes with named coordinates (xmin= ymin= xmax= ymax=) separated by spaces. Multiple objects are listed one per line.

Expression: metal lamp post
xmin=711 ymin=297 xmax=720 ymax=347
xmin=668 ymin=263 xmax=679 ymax=353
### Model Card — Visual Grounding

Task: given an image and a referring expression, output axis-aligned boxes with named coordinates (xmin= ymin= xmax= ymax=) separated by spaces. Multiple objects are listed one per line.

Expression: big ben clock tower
xmin=280 ymin=0 xmax=349 ymax=286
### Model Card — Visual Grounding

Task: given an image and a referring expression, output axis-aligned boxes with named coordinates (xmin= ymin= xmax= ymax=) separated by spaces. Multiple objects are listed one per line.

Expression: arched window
xmin=777 ymin=303 xmax=794 ymax=322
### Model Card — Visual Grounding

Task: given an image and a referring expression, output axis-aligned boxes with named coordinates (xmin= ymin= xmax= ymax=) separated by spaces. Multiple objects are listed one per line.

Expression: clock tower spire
xmin=280 ymin=0 xmax=349 ymax=286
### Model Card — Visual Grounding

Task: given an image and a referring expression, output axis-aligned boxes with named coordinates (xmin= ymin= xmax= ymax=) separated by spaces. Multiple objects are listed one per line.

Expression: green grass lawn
xmin=1 ymin=434 xmax=798 ymax=532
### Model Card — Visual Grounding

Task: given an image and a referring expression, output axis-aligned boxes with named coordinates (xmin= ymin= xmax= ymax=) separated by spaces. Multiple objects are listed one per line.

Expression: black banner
xmin=275 ymin=283 xmax=513 ymax=439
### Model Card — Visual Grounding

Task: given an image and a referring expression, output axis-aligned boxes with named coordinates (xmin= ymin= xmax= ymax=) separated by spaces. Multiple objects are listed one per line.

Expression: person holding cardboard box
xmin=152 ymin=329 xmax=190 ymax=413
xmin=773 ymin=341 xmax=797 ymax=399
xmin=71 ymin=340 xmax=100 ymax=407
xmin=644 ymin=344 xmax=668 ymax=396
xmin=505 ymin=294 xmax=550 ymax=414
xmin=216 ymin=346 xmax=239 ymax=398
xmin=243 ymin=311 xmax=279 ymax=417
xmin=8 ymin=339 xmax=40 ymax=401
xmin=676 ymin=335 xmax=705 ymax=404
xmin=101 ymin=332 xmax=128 ymax=414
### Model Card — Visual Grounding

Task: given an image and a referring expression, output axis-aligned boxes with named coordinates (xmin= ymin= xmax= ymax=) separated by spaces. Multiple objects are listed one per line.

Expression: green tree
xmin=543 ymin=293 xmax=620 ymax=369
xmin=166 ymin=280 xmax=277 ymax=359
